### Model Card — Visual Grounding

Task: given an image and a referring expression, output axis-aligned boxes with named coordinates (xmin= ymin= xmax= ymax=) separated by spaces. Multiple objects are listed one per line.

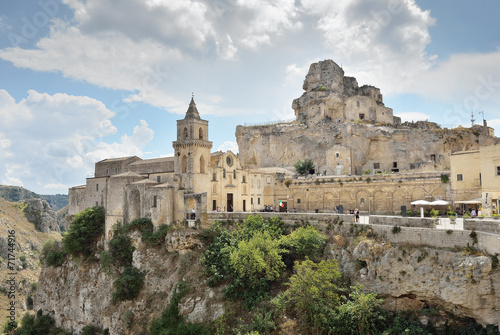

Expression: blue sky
xmin=1 ymin=0 xmax=500 ymax=195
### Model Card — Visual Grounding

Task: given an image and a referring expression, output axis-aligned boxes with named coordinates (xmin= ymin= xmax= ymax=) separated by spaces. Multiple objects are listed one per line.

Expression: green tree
xmin=294 ymin=159 xmax=315 ymax=176
xmin=280 ymin=226 xmax=326 ymax=261
xmin=328 ymin=286 xmax=385 ymax=335
xmin=285 ymin=259 xmax=343 ymax=327
xmin=112 ymin=266 xmax=145 ymax=302
xmin=230 ymin=231 xmax=286 ymax=287
xmin=62 ymin=206 xmax=105 ymax=258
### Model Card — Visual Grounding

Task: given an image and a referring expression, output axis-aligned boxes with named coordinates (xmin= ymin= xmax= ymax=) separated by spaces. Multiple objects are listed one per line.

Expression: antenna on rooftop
xmin=470 ymin=110 xmax=475 ymax=126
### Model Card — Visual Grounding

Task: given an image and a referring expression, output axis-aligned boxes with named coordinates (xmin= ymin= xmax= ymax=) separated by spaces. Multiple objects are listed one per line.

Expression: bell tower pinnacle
xmin=172 ymin=96 xmax=213 ymax=192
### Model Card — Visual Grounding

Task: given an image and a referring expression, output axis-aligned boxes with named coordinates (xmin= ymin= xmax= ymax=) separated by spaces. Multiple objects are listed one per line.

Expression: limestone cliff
xmin=34 ymin=231 xmax=224 ymax=334
xmin=34 ymin=223 xmax=500 ymax=333
xmin=326 ymin=225 xmax=500 ymax=327
xmin=236 ymin=121 xmax=494 ymax=175
xmin=23 ymin=199 xmax=61 ymax=233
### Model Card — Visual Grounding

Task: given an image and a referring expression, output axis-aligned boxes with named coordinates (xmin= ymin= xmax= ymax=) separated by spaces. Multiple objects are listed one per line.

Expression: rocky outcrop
xmin=327 ymin=230 xmax=500 ymax=327
xmin=34 ymin=231 xmax=224 ymax=335
xmin=23 ymin=199 xmax=60 ymax=233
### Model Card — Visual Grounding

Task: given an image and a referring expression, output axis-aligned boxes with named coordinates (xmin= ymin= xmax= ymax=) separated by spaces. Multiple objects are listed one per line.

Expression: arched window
xmin=199 ymin=127 xmax=204 ymax=140
xmin=183 ymin=127 xmax=188 ymax=139
xmin=181 ymin=155 xmax=187 ymax=173
xmin=200 ymin=155 xmax=205 ymax=173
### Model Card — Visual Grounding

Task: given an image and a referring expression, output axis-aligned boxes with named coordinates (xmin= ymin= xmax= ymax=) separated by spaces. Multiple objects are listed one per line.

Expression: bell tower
xmin=172 ymin=96 xmax=212 ymax=192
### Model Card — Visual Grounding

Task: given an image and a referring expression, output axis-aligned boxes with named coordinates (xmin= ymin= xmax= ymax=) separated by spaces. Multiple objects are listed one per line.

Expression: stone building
xmin=450 ymin=143 xmax=500 ymax=215
xmin=69 ymin=59 xmax=499 ymax=238
xmin=69 ymin=98 xmax=280 ymax=239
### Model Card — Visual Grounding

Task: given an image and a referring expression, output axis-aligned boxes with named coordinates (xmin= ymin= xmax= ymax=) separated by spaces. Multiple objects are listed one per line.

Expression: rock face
xmin=292 ymin=60 xmax=395 ymax=126
xmin=236 ymin=59 xmax=496 ymax=175
xmin=34 ymin=232 xmax=224 ymax=335
xmin=327 ymin=227 xmax=500 ymax=327
xmin=23 ymin=199 xmax=60 ymax=233
xmin=236 ymin=121 xmax=494 ymax=175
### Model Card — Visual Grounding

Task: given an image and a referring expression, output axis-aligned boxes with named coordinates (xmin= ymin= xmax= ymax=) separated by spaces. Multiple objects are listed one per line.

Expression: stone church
xmin=69 ymin=59 xmax=498 ymax=238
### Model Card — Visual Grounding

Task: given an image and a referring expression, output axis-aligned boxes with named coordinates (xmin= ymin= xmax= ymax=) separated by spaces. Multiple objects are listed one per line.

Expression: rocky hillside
xmin=0 ymin=185 xmax=68 ymax=211
xmin=0 ymin=198 xmax=63 ymax=324
xmin=34 ymin=217 xmax=500 ymax=334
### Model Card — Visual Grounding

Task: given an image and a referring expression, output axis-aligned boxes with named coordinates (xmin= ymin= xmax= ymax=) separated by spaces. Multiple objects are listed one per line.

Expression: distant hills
xmin=0 ymin=185 xmax=68 ymax=211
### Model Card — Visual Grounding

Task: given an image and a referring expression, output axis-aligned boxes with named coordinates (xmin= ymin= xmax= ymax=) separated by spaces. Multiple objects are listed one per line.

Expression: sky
xmin=1 ymin=0 xmax=500 ymax=195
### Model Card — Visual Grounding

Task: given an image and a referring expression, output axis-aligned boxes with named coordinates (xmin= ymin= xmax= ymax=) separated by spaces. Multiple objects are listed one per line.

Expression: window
xmin=242 ymin=176 xmax=246 ymax=183
xmin=335 ymin=152 xmax=340 ymax=158
xmin=212 ymin=173 xmax=217 ymax=181
xmin=184 ymin=127 xmax=188 ymax=139
xmin=360 ymin=198 xmax=365 ymax=205
xmin=199 ymin=127 xmax=204 ymax=140
xmin=96 ymin=184 xmax=99 ymax=191
xmin=106 ymin=168 xmax=109 ymax=175
xmin=157 ymin=176 xmax=161 ymax=183
xmin=223 ymin=169 xmax=226 ymax=178
xmin=430 ymin=154 xmax=436 ymax=162
xmin=457 ymin=174 xmax=463 ymax=181
xmin=152 ymin=196 xmax=157 ymax=208
xmin=115 ymin=167 xmax=118 ymax=173
xmin=251 ymin=198 xmax=253 ymax=205
xmin=258 ymin=198 xmax=261 ymax=205
xmin=233 ymin=170 xmax=236 ymax=179
xmin=373 ymin=163 xmax=380 ymax=169
xmin=497 ymin=166 xmax=500 ymax=176
xmin=297 ymin=199 xmax=301 ymax=204
xmin=359 ymin=113 xmax=365 ymax=120
xmin=226 ymin=156 xmax=233 ymax=167
xmin=356 ymin=101 xmax=360 ymax=107
xmin=393 ymin=162 xmax=398 ymax=168
xmin=479 ymin=173 xmax=482 ymax=186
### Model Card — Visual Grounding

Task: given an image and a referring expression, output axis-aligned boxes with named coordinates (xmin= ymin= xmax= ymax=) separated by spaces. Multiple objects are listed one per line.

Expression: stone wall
xmin=464 ymin=219 xmax=500 ymax=234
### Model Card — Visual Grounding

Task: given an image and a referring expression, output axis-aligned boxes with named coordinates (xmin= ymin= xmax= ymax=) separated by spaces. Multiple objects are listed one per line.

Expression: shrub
xmin=391 ymin=225 xmax=401 ymax=234
xmin=109 ymin=233 xmax=134 ymax=267
xmin=81 ymin=325 xmax=102 ymax=335
xmin=294 ymin=159 xmax=315 ymax=176
xmin=279 ymin=226 xmax=326 ymax=261
xmin=112 ymin=266 xmax=145 ymax=302
xmin=63 ymin=206 xmax=105 ymax=258
xmin=41 ymin=240 xmax=67 ymax=267
xmin=99 ymin=250 xmax=114 ymax=273
xmin=430 ymin=209 xmax=439 ymax=217
xmin=230 ymin=231 xmax=286 ymax=286
xmin=125 ymin=217 xmax=154 ymax=233
xmin=441 ymin=174 xmax=449 ymax=183
xmin=14 ymin=311 xmax=71 ymax=335
xmin=144 ymin=224 xmax=170 ymax=247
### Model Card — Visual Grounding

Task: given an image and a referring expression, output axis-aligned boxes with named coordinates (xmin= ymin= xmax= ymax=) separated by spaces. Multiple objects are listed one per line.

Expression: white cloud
xmin=217 ymin=141 xmax=239 ymax=153
xmin=0 ymin=90 xmax=154 ymax=194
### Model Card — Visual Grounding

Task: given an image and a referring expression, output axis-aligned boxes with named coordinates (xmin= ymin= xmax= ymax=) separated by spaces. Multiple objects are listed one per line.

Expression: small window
xmin=457 ymin=174 xmax=463 ymax=181
xmin=212 ymin=173 xmax=217 ymax=181
xmin=297 ymin=199 xmax=301 ymax=204
xmin=373 ymin=163 xmax=380 ymax=169
xmin=233 ymin=170 xmax=236 ymax=179
xmin=496 ymin=166 xmax=500 ymax=176
xmin=335 ymin=152 xmax=340 ymax=158
xmin=479 ymin=173 xmax=482 ymax=186
xmin=106 ymin=168 xmax=109 ymax=175
xmin=430 ymin=154 xmax=436 ymax=162
xmin=356 ymin=101 xmax=360 ymax=107
xmin=157 ymin=176 xmax=161 ymax=183
xmin=251 ymin=198 xmax=253 ymax=205
xmin=115 ymin=167 xmax=118 ymax=173
xmin=96 ymin=184 xmax=99 ymax=191
xmin=360 ymin=198 xmax=365 ymax=205
xmin=223 ymin=169 xmax=226 ymax=178
xmin=152 ymin=196 xmax=157 ymax=208
xmin=242 ymin=176 xmax=246 ymax=183
xmin=359 ymin=113 xmax=365 ymax=120
xmin=393 ymin=162 xmax=398 ymax=168
xmin=258 ymin=198 xmax=261 ymax=205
